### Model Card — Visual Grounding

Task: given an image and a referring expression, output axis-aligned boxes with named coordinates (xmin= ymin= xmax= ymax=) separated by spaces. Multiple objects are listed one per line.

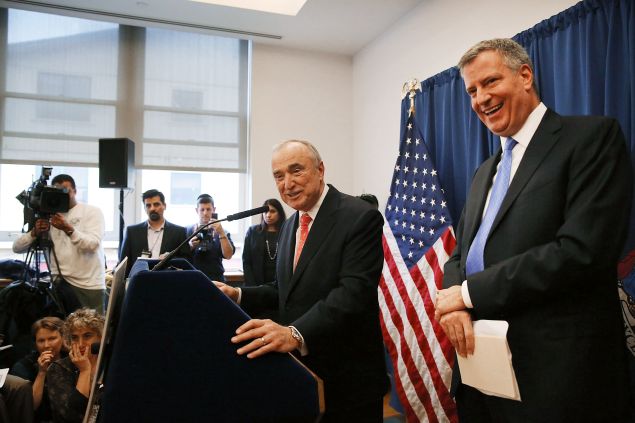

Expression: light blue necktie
xmin=465 ymin=138 xmax=518 ymax=275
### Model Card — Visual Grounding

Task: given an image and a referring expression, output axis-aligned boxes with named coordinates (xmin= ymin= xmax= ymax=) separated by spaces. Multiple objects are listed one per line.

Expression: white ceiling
xmin=1 ymin=0 xmax=425 ymax=55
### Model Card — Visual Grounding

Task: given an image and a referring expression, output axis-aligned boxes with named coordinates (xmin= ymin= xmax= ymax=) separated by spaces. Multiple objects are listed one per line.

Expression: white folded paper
xmin=456 ymin=319 xmax=521 ymax=401
xmin=0 ymin=368 xmax=8 ymax=388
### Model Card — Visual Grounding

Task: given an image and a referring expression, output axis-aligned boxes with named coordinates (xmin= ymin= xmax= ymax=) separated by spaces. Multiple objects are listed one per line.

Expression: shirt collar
xmin=300 ymin=183 xmax=329 ymax=222
xmin=500 ymin=102 xmax=547 ymax=150
xmin=147 ymin=221 xmax=165 ymax=232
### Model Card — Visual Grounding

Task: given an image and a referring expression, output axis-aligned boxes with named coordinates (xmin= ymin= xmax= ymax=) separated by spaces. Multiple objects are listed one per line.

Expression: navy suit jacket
xmin=119 ymin=220 xmax=190 ymax=276
xmin=444 ymin=110 xmax=632 ymax=421
xmin=240 ymin=185 xmax=389 ymax=412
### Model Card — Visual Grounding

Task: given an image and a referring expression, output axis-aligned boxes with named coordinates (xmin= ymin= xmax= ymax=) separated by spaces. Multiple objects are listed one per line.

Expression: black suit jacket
xmin=119 ymin=220 xmax=190 ymax=276
xmin=241 ymin=185 xmax=389 ymax=412
xmin=444 ymin=110 xmax=632 ymax=421
xmin=242 ymin=224 xmax=267 ymax=287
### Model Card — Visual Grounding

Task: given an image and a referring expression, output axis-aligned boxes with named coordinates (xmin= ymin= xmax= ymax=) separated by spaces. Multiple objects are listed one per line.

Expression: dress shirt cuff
xmin=299 ymin=343 xmax=308 ymax=356
xmin=461 ymin=280 xmax=474 ymax=309
xmin=294 ymin=328 xmax=308 ymax=357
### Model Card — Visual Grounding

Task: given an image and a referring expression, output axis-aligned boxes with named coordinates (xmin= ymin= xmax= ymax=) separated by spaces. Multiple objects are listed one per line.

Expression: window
xmin=141 ymin=169 xmax=241 ymax=237
xmin=3 ymin=10 xmax=118 ymax=165
xmin=171 ymin=89 xmax=204 ymax=123
xmin=36 ymin=72 xmax=92 ymax=121
xmin=172 ymin=89 xmax=204 ymax=110
xmin=0 ymin=8 xmax=250 ymax=246
xmin=142 ymin=28 xmax=248 ymax=171
xmin=37 ymin=72 xmax=92 ymax=99
xmin=170 ymin=173 xmax=201 ymax=205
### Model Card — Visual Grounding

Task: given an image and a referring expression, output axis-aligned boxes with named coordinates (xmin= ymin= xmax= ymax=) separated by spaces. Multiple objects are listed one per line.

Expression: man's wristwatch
xmin=288 ymin=326 xmax=303 ymax=347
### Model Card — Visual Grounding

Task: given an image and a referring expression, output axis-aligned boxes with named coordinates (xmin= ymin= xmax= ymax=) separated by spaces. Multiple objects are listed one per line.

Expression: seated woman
xmin=242 ymin=198 xmax=286 ymax=287
xmin=47 ymin=308 xmax=104 ymax=423
xmin=11 ymin=316 xmax=67 ymax=422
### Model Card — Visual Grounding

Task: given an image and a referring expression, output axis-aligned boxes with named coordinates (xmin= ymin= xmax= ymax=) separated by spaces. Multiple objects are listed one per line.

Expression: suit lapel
xmin=465 ymin=155 xmax=499 ymax=245
xmin=280 ymin=186 xmax=340 ymax=303
xmin=277 ymin=214 xmax=297 ymax=304
xmin=141 ymin=222 xmax=150 ymax=251
xmin=292 ymin=189 xmax=338 ymax=280
xmin=160 ymin=222 xmax=170 ymax=253
xmin=489 ymin=109 xmax=562 ymax=237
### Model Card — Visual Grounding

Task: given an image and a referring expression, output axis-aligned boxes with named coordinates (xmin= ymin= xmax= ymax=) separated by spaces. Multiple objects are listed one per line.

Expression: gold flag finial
xmin=402 ymin=79 xmax=420 ymax=117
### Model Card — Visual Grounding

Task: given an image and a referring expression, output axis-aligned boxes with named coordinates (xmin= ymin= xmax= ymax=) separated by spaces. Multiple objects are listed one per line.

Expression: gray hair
xmin=458 ymin=38 xmax=538 ymax=93
xmin=272 ymin=140 xmax=322 ymax=167
xmin=63 ymin=308 xmax=104 ymax=346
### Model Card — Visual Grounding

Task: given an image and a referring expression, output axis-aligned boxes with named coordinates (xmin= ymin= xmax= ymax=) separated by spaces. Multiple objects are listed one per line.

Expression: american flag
xmin=379 ymin=99 xmax=458 ymax=422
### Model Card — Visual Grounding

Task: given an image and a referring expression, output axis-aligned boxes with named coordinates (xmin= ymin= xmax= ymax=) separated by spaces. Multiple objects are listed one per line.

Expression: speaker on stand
xmin=98 ymin=138 xmax=135 ymax=250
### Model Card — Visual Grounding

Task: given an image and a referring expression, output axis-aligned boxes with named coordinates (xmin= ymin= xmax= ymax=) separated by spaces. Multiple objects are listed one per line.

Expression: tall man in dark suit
xmin=216 ymin=140 xmax=389 ymax=421
xmin=434 ymin=38 xmax=632 ymax=422
xmin=119 ymin=189 xmax=190 ymax=276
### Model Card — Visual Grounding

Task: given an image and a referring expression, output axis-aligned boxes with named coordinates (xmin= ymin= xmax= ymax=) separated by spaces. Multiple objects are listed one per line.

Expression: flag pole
xmin=381 ymin=78 xmax=458 ymax=422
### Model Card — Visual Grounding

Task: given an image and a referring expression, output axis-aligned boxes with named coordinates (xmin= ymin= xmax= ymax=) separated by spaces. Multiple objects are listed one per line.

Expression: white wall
xmin=249 ymin=43 xmax=353 ymax=215
xmin=352 ymin=0 xmax=579 ymax=209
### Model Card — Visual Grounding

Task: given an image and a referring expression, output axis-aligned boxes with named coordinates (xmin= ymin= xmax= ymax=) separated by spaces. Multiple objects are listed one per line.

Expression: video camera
xmin=16 ymin=166 xmax=70 ymax=230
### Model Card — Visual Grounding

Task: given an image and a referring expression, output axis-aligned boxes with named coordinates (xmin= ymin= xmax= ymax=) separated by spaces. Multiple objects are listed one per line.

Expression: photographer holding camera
xmin=12 ymin=174 xmax=106 ymax=314
xmin=187 ymin=194 xmax=235 ymax=282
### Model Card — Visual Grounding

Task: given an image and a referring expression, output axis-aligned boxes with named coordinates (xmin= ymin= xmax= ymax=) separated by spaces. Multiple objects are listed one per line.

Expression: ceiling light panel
xmin=188 ymin=0 xmax=308 ymax=16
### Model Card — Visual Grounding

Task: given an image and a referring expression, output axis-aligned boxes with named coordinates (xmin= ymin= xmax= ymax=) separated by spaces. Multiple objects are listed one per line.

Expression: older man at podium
xmin=216 ymin=139 xmax=389 ymax=422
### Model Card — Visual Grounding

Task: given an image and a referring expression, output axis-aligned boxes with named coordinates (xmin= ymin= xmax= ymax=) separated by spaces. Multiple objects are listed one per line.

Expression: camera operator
xmin=187 ymin=194 xmax=235 ymax=282
xmin=12 ymin=174 xmax=106 ymax=314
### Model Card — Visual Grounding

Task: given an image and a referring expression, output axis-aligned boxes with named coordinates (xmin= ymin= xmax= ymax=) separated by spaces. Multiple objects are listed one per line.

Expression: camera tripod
xmin=21 ymin=233 xmax=66 ymax=316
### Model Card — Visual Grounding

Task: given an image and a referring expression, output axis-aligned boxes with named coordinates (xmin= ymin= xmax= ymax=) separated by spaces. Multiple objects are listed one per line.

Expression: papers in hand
xmin=0 ymin=368 xmax=8 ymax=388
xmin=456 ymin=319 xmax=521 ymax=401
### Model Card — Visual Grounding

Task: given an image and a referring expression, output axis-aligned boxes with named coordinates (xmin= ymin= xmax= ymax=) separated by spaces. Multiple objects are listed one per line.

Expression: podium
xmin=99 ymin=259 xmax=322 ymax=422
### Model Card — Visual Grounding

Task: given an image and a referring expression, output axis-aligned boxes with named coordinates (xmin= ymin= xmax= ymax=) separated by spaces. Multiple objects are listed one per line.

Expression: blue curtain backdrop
xmin=406 ymin=0 xmax=634 ymax=248
xmin=403 ymin=0 xmax=634 ymax=416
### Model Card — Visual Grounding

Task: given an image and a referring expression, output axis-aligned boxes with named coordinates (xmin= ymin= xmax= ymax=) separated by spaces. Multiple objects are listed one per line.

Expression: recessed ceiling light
xmin=189 ymin=0 xmax=308 ymax=16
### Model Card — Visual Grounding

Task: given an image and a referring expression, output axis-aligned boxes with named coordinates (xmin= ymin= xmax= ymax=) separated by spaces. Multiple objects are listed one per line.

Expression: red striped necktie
xmin=294 ymin=213 xmax=312 ymax=269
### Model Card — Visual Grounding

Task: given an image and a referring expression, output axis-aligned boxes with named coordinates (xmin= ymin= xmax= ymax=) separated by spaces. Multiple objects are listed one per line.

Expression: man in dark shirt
xmin=119 ymin=189 xmax=190 ymax=276
xmin=187 ymin=194 xmax=235 ymax=281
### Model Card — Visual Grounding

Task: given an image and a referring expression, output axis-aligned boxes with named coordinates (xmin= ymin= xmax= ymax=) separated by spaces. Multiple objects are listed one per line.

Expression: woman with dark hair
xmin=11 ymin=316 xmax=68 ymax=422
xmin=242 ymin=198 xmax=286 ymax=287
xmin=47 ymin=308 xmax=104 ymax=423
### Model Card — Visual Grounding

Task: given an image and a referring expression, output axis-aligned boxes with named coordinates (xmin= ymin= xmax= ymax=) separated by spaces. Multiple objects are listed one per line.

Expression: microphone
xmin=152 ymin=205 xmax=270 ymax=271
xmin=226 ymin=205 xmax=269 ymax=221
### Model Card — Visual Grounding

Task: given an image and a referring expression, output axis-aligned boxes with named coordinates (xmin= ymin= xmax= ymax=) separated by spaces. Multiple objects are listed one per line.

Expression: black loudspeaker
xmin=99 ymin=138 xmax=135 ymax=188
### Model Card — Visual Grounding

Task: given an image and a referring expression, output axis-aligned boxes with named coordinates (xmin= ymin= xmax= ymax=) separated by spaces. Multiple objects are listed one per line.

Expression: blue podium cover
xmin=100 ymin=260 xmax=321 ymax=422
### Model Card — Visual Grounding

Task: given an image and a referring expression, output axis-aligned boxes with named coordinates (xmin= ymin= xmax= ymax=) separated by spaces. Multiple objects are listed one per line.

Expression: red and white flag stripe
xmin=379 ymin=223 xmax=458 ymax=422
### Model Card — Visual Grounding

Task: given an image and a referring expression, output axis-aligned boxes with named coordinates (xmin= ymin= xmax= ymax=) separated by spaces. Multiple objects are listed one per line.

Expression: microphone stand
xmin=151 ymin=205 xmax=269 ymax=272
xmin=152 ymin=217 xmax=226 ymax=271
